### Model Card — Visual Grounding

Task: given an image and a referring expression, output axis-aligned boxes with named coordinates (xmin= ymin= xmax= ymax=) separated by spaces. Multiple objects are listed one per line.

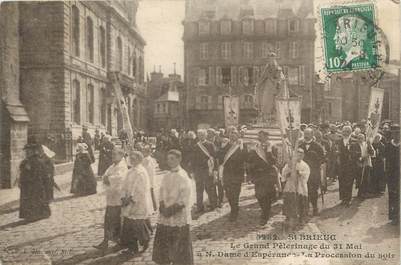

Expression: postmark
xmin=320 ymin=2 xmax=381 ymax=73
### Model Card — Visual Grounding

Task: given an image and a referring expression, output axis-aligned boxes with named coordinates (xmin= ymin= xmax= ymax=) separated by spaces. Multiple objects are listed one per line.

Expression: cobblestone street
xmin=0 ymin=165 xmax=399 ymax=265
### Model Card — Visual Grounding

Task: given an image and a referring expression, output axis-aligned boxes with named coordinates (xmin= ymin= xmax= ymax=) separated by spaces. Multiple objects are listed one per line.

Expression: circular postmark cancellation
xmin=319 ymin=1 xmax=389 ymax=80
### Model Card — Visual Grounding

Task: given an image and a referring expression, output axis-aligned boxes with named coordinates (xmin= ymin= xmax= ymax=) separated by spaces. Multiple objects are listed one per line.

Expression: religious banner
xmin=223 ymin=95 xmax=239 ymax=127
xmin=276 ymin=97 xmax=302 ymax=147
xmin=366 ymin=87 xmax=384 ymax=141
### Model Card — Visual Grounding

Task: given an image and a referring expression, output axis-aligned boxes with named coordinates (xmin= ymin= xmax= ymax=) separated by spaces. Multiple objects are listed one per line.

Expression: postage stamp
xmin=320 ymin=2 xmax=380 ymax=73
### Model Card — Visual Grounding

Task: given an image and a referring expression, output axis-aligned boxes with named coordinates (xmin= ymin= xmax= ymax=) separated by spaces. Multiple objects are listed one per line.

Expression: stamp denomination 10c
xmin=320 ymin=2 xmax=379 ymax=73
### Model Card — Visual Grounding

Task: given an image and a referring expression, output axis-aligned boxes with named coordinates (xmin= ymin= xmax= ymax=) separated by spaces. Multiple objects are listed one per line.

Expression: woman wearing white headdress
xmin=70 ymin=143 xmax=97 ymax=196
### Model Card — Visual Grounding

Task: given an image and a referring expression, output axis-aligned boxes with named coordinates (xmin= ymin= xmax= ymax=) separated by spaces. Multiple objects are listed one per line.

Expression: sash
xmin=255 ymin=144 xmax=268 ymax=164
xmin=197 ymin=142 xmax=214 ymax=176
xmin=218 ymin=143 xmax=240 ymax=179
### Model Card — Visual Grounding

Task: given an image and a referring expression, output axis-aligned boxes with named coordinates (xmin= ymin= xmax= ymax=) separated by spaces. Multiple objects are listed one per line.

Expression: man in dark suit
xmin=218 ymin=129 xmax=247 ymax=221
xmin=247 ymin=130 xmax=281 ymax=225
xmin=299 ymin=128 xmax=325 ymax=215
xmin=336 ymin=125 xmax=359 ymax=207
xmin=191 ymin=129 xmax=217 ymax=212
xmin=385 ymin=124 xmax=400 ymax=225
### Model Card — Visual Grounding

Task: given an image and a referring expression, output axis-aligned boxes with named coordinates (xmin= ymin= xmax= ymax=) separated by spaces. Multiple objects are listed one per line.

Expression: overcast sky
xmin=137 ymin=0 xmax=400 ymax=78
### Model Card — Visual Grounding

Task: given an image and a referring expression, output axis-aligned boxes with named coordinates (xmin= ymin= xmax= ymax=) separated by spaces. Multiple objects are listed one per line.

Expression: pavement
xmin=0 ymin=161 xmax=399 ymax=265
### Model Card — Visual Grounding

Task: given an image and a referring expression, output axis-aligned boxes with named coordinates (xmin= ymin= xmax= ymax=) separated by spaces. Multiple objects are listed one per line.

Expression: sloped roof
xmin=156 ymin=91 xmax=179 ymax=102
xmin=185 ymin=0 xmax=312 ymax=21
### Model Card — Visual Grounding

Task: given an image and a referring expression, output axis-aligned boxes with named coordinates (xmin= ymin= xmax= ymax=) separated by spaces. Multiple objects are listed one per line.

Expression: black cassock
xmin=19 ymin=156 xmax=51 ymax=220
xmin=97 ymin=141 xmax=114 ymax=176
xmin=71 ymin=153 xmax=97 ymax=196
xmin=385 ymin=142 xmax=400 ymax=221
xmin=336 ymin=138 xmax=359 ymax=203
xmin=218 ymin=143 xmax=247 ymax=218
xmin=247 ymin=145 xmax=278 ymax=220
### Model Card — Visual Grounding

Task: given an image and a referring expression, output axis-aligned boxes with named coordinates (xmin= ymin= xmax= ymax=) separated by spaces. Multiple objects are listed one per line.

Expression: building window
xmin=86 ymin=17 xmax=94 ymax=62
xmin=240 ymin=67 xmax=254 ymax=86
xmin=288 ymin=19 xmax=299 ymax=33
xmin=265 ymin=19 xmax=277 ymax=34
xmin=222 ymin=67 xmax=231 ymax=85
xmin=289 ymin=41 xmax=298 ymax=59
xmin=156 ymin=103 xmax=161 ymax=113
xmin=100 ymin=88 xmax=106 ymax=126
xmin=198 ymin=20 xmax=210 ymax=35
xmin=299 ymin=65 xmax=305 ymax=86
xmin=220 ymin=20 xmax=231 ymax=34
xmin=198 ymin=68 xmax=209 ymax=85
xmin=243 ymin=42 xmax=253 ymax=59
xmin=139 ymin=55 xmax=143 ymax=83
xmin=200 ymin=43 xmax=209 ymax=60
xmin=243 ymin=95 xmax=254 ymax=108
xmin=132 ymin=52 xmax=137 ymax=77
xmin=72 ymin=80 xmax=80 ymax=124
xmin=116 ymin=37 xmax=123 ymax=71
xmin=262 ymin=42 xmax=274 ymax=58
xmin=200 ymin=95 xmax=209 ymax=109
xmin=127 ymin=46 xmax=131 ymax=75
xmin=162 ymin=103 xmax=167 ymax=113
xmin=242 ymin=19 xmax=254 ymax=34
xmin=221 ymin=42 xmax=231 ymax=59
xmin=287 ymin=67 xmax=299 ymax=85
xmin=87 ymin=84 xmax=94 ymax=123
xmin=71 ymin=5 xmax=80 ymax=57
xmin=99 ymin=26 xmax=106 ymax=67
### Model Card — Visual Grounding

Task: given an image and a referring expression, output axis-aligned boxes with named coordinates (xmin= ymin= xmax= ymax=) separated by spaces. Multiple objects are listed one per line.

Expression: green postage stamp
xmin=320 ymin=2 xmax=379 ymax=73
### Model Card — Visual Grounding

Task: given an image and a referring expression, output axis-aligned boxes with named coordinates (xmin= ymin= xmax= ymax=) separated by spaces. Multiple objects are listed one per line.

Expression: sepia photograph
xmin=0 ymin=0 xmax=400 ymax=264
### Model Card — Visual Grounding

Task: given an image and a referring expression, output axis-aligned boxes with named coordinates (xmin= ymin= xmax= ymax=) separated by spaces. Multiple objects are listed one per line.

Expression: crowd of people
xmin=17 ymin=119 xmax=399 ymax=264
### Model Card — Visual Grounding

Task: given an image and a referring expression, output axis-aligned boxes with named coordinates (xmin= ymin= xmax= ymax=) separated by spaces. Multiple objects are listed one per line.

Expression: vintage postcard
xmin=0 ymin=0 xmax=399 ymax=264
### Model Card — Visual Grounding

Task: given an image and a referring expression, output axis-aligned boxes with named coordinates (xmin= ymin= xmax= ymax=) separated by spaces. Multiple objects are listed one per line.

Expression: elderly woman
xmin=152 ymin=149 xmax=194 ymax=265
xmin=94 ymin=147 xmax=128 ymax=250
xmin=19 ymin=140 xmax=51 ymax=221
xmin=120 ymin=150 xmax=152 ymax=255
xmin=71 ymin=143 xmax=97 ymax=196
xmin=98 ymin=134 xmax=114 ymax=176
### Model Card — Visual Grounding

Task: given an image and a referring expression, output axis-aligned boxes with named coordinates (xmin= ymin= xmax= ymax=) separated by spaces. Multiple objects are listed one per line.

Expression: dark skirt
xmin=283 ymin=192 xmax=309 ymax=219
xmin=120 ymin=218 xmax=151 ymax=248
xmin=152 ymin=224 xmax=194 ymax=265
xmin=104 ymin=206 xmax=121 ymax=242
xmin=71 ymin=153 xmax=97 ymax=196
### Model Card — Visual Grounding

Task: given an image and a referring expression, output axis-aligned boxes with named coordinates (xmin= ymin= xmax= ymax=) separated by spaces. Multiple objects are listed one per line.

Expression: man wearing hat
xmin=19 ymin=136 xmax=51 ymax=221
xmin=385 ymin=124 xmax=400 ymax=225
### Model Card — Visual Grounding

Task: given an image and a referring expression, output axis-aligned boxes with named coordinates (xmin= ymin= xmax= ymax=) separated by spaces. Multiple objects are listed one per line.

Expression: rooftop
xmin=184 ymin=0 xmax=313 ymax=21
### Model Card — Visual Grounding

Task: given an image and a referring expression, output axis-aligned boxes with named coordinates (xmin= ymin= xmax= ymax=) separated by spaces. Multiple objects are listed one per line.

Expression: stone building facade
xmin=317 ymin=69 xmax=400 ymax=123
xmin=183 ymin=0 xmax=315 ymax=129
xmin=147 ymin=70 xmax=184 ymax=132
xmin=0 ymin=1 xmax=146 ymax=187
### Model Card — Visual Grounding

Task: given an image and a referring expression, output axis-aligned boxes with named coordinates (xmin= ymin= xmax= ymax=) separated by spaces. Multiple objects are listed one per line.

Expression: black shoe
xmin=313 ymin=208 xmax=319 ymax=216
xmin=195 ymin=208 xmax=205 ymax=214
xmin=93 ymin=241 xmax=108 ymax=250
xmin=121 ymin=249 xmax=137 ymax=256
xmin=141 ymin=241 xmax=149 ymax=253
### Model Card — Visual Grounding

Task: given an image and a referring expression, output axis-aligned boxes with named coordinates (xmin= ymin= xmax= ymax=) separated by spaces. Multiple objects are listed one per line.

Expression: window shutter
xmin=209 ymin=66 xmax=214 ymax=86
xmin=193 ymin=67 xmax=199 ymax=86
xmin=231 ymin=66 xmax=236 ymax=86
xmin=253 ymin=66 xmax=259 ymax=85
xmin=299 ymin=65 xmax=305 ymax=86
xmin=238 ymin=66 xmax=244 ymax=85
xmin=217 ymin=95 xmax=223 ymax=109
xmin=216 ymin=66 xmax=222 ymax=86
